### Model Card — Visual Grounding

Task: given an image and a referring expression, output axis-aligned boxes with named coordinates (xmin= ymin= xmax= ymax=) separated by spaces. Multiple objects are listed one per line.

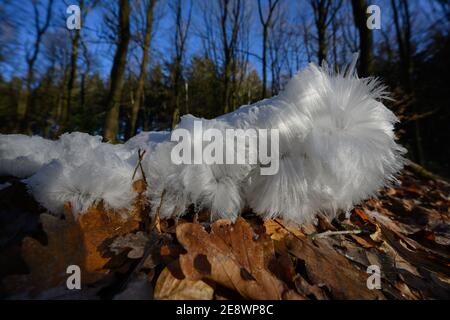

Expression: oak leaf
xmin=110 ymin=231 xmax=149 ymax=259
xmin=176 ymin=217 xmax=305 ymax=300
xmin=154 ymin=267 xmax=214 ymax=300
xmin=4 ymin=199 xmax=141 ymax=296
xmin=284 ymin=233 xmax=385 ymax=299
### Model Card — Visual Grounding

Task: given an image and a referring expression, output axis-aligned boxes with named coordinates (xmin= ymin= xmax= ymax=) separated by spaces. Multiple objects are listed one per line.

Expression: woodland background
xmin=0 ymin=0 xmax=449 ymax=178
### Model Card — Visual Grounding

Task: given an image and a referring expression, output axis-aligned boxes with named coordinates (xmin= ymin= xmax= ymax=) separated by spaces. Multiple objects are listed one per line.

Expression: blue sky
xmin=0 ymin=0 xmax=444 ymax=82
xmin=1 ymin=0 xmax=313 ymax=80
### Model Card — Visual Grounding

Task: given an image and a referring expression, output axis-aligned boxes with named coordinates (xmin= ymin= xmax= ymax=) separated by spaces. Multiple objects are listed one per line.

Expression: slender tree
xmin=127 ymin=0 xmax=157 ymax=138
xmin=391 ymin=0 xmax=424 ymax=165
xmin=59 ymin=0 xmax=85 ymax=134
xmin=309 ymin=0 xmax=342 ymax=64
xmin=199 ymin=0 xmax=248 ymax=113
xmin=351 ymin=0 xmax=373 ymax=77
xmin=220 ymin=0 xmax=245 ymax=113
xmin=16 ymin=0 xmax=54 ymax=132
xmin=268 ymin=4 xmax=289 ymax=94
xmin=257 ymin=0 xmax=280 ymax=99
xmin=103 ymin=0 xmax=131 ymax=142
xmin=170 ymin=0 xmax=192 ymax=128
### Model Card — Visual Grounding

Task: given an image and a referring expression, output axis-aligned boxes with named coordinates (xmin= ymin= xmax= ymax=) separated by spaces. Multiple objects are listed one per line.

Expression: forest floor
xmin=0 ymin=163 xmax=449 ymax=300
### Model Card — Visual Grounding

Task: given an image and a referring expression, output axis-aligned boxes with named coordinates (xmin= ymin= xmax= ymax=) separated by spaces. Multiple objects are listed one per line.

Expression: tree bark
xmin=258 ymin=0 xmax=280 ymax=99
xmin=351 ymin=0 xmax=373 ymax=77
xmin=391 ymin=0 xmax=424 ymax=165
xmin=62 ymin=0 xmax=84 ymax=133
xmin=310 ymin=0 xmax=329 ymax=64
xmin=220 ymin=0 xmax=231 ymax=114
xmin=170 ymin=0 xmax=192 ymax=128
xmin=103 ymin=0 xmax=131 ymax=142
xmin=310 ymin=0 xmax=342 ymax=64
xmin=127 ymin=0 xmax=156 ymax=139
xmin=223 ymin=0 xmax=242 ymax=113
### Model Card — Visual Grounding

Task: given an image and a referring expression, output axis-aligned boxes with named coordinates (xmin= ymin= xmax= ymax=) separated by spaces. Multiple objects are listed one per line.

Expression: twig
xmin=404 ymin=108 xmax=439 ymax=123
xmin=405 ymin=159 xmax=449 ymax=184
xmin=151 ymin=189 xmax=166 ymax=233
xmin=132 ymin=149 xmax=147 ymax=183
xmin=309 ymin=229 xmax=362 ymax=240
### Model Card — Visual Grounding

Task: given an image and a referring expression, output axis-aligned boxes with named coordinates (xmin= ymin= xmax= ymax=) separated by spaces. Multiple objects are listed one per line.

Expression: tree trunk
xmin=315 ymin=0 xmax=328 ymax=63
xmin=16 ymin=85 xmax=28 ymax=132
xmin=171 ymin=95 xmax=180 ymax=129
xmin=15 ymin=0 xmax=54 ymax=133
xmin=80 ymin=73 xmax=86 ymax=113
xmin=171 ymin=61 xmax=181 ymax=128
xmin=15 ymin=48 xmax=37 ymax=134
xmin=104 ymin=0 xmax=131 ymax=142
xmin=261 ymin=27 xmax=268 ymax=99
xmin=391 ymin=0 xmax=424 ymax=165
xmin=63 ymin=0 xmax=83 ymax=133
xmin=351 ymin=0 xmax=373 ymax=77
xmin=258 ymin=0 xmax=280 ymax=99
xmin=127 ymin=0 xmax=156 ymax=139
xmin=170 ymin=0 xmax=192 ymax=128
xmin=331 ymin=18 xmax=338 ymax=69
xmin=317 ymin=24 xmax=327 ymax=63
xmin=223 ymin=58 xmax=231 ymax=114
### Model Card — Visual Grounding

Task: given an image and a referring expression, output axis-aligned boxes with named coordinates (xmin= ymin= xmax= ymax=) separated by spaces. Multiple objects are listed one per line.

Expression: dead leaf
xmin=176 ymin=218 xmax=305 ymax=300
xmin=380 ymin=225 xmax=450 ymax=277
xmin=393 ymin=280 xmax=421 ymax=300
xmin=294 ymin=275 xmax=329 ymax=300
xmin=350 ymin=234 xmax=375 ymax=248
xmin=264 ymin=219 xmax=304 ymax=240
xmin=154 ymin=267 xmax=213 ymax=300
xmin=4 ymin=199 xmax=142 ymax=296
xmin=354 ymin=208 xmax=370 ymax=222
xmin=75 ymin=201 xmax=142 ymax=273
xmin=284 ymin=233 xmax=385 ymax=299
xmin=110 ymin=231 xmax=149 ymax=259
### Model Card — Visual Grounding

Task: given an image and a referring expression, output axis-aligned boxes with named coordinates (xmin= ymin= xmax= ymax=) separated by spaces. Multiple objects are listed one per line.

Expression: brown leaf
xmin=294 ymin=275 xmax=329 ymax=300
xmin=264 ymin=219 xmax=304 ymax=240
xmin=354 ymin=208 xmax=370 ymax=222
xmin=284 ymin=233 xmax=385 ymax=299
xmin=132 ymin=179 xmax=147 ymax=194
xmin=154 ymin=267 xmax=213 ymax=300
xmin=110 ymin=231 xmax=149 ymax=259
xmin=176 ymin=218 xmax=305 ymax=300
xmin=350 ymin=234 xmax=376 ymax=248
xmin=379 ymin=225 xmax=450 ymax=277
xmin=4 ymin=200 xmax=141 ymax=296
xmin=75 ymin=201 xmax=142 ymax=273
